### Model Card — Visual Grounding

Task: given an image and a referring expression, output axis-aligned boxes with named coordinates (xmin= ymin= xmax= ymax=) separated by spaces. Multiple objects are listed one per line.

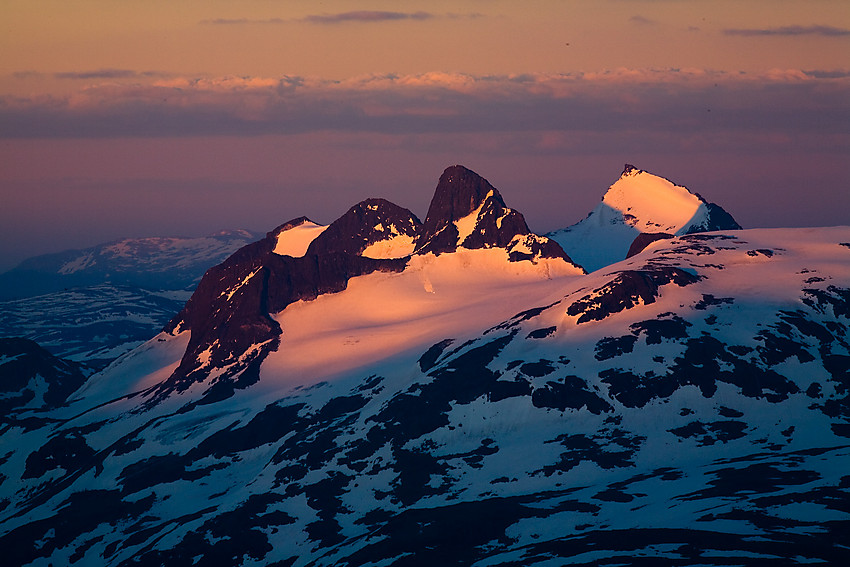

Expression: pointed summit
xmin=622 ymin=163 xmax=640 ymax=176
xmin=548 ymin=164 xmax=741 ymax=272
xmin=414 ymin=165 xmax=511 ymax=254
xmin=414 ymin=165 xmax=575 ymax=265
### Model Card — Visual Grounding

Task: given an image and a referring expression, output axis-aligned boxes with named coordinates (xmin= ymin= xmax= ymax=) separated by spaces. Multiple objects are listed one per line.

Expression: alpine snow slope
xmin=1 ymin=165 xmax=849 ymax=566
xmin=548 ymin=164 xmax=741 ymax=273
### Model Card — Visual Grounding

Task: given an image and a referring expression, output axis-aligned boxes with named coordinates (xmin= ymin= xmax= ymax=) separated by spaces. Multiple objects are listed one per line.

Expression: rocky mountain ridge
xmin=156 ymin=165 xmax=580 ymax=404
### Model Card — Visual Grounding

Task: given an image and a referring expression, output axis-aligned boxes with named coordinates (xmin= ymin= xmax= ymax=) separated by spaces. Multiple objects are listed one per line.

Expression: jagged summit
xmin=549 ymin=164 xmax=741 ymax=272
xmin=423 ymin=165 xmax=496 ymax=227
xmin=622 ymin=163 xmax=640 ymax=176
xmin=415 ymin=165 xmax=577 ymax=265
xmin=307 ymin=198 xmax=421 ymax=259
xmin=415 ymin=165 xmax=517 ymax=254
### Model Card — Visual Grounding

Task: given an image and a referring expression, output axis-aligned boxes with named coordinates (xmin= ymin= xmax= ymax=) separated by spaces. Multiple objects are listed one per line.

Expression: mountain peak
xmin=414 ymin=165 xmax=574 ymax=266
xmin=622 ymin=163 xmax=641 ymax=176
xmin=306 ymin=198 xmax=420 ymax=259
xmin=602 ymin=167 xmax=704 ymax=229
xmin=549 ymin=164 xmax=741 ymax=272
xmin=421 ymin=165 xmax=502 ymax=229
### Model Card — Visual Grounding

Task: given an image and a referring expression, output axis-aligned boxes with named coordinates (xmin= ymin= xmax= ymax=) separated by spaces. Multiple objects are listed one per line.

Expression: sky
xmin=1 ymin=0 xmax=849 ymax=272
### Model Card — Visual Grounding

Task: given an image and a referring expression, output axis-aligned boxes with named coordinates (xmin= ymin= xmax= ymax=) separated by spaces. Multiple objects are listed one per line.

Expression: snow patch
xmin=225 ymin=268 xmax=261 ymax=300
xmin=197 ymin=346 xmax=213 ymax=367
xmin=273 ymin=221 xmax=327 ymax=257
xmin=454 ymin=191 xmax=493 ymax=246
xmin=58 ymin=252 xmax=96 ymax=274
xmin=361 ymin=234 xmax=416 ymax=259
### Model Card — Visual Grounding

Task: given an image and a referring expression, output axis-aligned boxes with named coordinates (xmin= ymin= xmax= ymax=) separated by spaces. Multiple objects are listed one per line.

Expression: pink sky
xmin=1 ymin=1 xmax=849 ymax=270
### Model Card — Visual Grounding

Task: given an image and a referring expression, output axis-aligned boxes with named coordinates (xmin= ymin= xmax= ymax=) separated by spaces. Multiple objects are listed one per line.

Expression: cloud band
xmin=1 ymin=70 xmax=847 ymax=146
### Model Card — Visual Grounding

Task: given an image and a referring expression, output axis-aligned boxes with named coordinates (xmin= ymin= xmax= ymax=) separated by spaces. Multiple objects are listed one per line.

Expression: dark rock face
xmin=159 ymin=203 xmax=420 ymax=402
xmin=691 ymin=200 xmax=743 ymax=232
xmin=156 ymin=167 xmax=579 ymax=402
xmin=415 ymin=165 xmax=501 ymax=254
xmin=306 ymin=199 xmax=421 ymax=257
xmin=622 ymin=163 xmax=640 ymax=176
xmin=414 ymin=165 xmax=576 ymax=265
xmin=0 ymin=338 xmax=88 ymax=416
xmin=566 ymin=267 xmax=700 ymax=324
xmin=626 ymin=232 xmax=674 ymax=258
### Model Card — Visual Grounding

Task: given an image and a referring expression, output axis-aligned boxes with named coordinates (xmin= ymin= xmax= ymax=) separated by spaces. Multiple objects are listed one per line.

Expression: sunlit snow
xmin=264 ymin=248 xmax=583 ymax=384
xmin=454 ymin=191 xmax=492 ymax=245
xmin=273 ymin=221 xmax=328 ymax=257
xmin=604 ymin=167 xmax=703 ymax=233
xmin=550 ymin=167 xmax=713 ymax=272
xmin=361 ymin=233 xmax=416 ymax=259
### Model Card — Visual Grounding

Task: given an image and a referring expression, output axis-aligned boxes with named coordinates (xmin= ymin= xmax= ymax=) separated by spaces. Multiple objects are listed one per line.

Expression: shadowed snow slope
xmin=549 ymin=164 xmax=741 ymax=272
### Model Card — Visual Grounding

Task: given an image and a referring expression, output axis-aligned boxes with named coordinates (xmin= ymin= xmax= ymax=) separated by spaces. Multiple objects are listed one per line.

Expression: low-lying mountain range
xmin=1 ymin=164 xmax=848 ymax=566
xmin=0 ymin=230 xmax=261 ymax=370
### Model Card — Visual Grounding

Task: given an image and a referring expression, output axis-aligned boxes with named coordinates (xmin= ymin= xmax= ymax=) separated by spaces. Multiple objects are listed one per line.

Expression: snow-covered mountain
xmin=0 ymin=285 xmax=190 ymax=371
xmin=548 ymin=164 xmax=741 ymax=273
xmin=0 ymin=229 xmax=262 ymax=301
xmin=1 ymin=165 xmax=848 ymax=566
xmin=0 ymin=230 xmax=261 ymax=370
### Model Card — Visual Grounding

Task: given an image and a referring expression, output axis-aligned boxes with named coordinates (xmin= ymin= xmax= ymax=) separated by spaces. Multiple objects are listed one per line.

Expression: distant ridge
xmin=0 ymin=229 xmax=263 ymax=300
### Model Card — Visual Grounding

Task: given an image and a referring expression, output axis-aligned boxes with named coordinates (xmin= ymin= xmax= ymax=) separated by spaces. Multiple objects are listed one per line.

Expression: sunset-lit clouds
xmin=628 ymin=15 xmax=656 ymax=26
xmin=54 ymin=69 xmax=173 ymax=80
xmin=724 ymin=25 xmax=850 ymax=37
xmin=200 ymin=11 xmax=483 ymax=26
xmin=302 ymin=11 xmax=434 ymax=24
xmin=202 ymin=18 xmax=286 ymax=26
xmin=3 ymin=69 xmax=846 ymax=146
